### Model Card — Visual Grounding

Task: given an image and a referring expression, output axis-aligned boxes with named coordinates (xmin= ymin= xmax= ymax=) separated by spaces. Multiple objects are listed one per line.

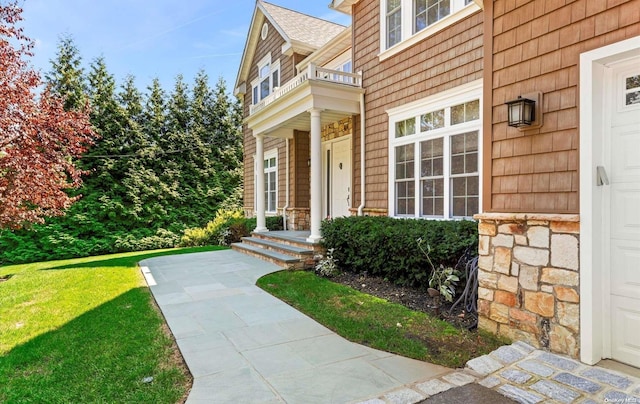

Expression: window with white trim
xmin=264 ymin=150 xmax=278 ymax=213
xmin=251 ymin=54 xmax=280 ymax=105
xmin=386 ymin=0 xmax=402 ymax=48
xmin=388 ymin=82 xmax=481 ymax=219
xmin=380 ymin=0 xmax=479 ymax=56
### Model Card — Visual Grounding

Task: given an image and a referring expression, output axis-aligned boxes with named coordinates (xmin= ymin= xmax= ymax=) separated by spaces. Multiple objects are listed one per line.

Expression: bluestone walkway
xmin=140 ymin=250 xmax=450 ymax=404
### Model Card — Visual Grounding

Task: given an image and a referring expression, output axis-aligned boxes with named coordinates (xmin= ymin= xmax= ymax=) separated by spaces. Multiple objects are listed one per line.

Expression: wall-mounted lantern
xmin=505 ymin=92 xmax=543 ymax=131
xmin=505 ymin=96 xmax=535 ymax=127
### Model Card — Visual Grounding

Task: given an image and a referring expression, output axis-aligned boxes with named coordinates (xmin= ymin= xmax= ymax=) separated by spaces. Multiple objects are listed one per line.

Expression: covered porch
xmin=246 ymin=63 xmax=364 ymax=243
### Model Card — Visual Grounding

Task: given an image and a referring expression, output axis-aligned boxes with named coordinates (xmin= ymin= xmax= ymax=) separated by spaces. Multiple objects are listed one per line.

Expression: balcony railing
xmin=250 ymin=63 xmax=362 ymax=115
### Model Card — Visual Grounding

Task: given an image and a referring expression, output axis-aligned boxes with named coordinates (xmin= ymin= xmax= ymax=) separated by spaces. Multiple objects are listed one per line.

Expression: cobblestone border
xmin=353 ymin=341 xmax=640 ymax=404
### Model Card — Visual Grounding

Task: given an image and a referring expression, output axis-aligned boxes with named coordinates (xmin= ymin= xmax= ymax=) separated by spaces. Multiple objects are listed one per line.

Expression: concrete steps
xmin=231 ymin=231 xmax=323 ymax=269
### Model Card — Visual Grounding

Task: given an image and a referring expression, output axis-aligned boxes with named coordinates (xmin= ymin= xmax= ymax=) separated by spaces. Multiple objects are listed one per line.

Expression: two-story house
xmin=234 ymin=0 xmax=640 ymax=368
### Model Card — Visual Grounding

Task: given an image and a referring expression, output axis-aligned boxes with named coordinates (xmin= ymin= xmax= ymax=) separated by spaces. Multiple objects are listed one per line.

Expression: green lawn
xmin=0 ymin=246 xmax=221 ymax=404
xmin=258 ymin=270 xmax=509 ymax=368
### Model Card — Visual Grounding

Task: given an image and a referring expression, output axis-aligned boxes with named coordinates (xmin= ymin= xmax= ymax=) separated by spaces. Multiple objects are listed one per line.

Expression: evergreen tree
xmin=85 ymin=57 xmax=128 ymax=183
xmin=45 ymin=35 xmax=87 ymax=111
xmin=122 ymin=77 xmax=173 ymax=226
xmin=210 ymin=77 xmax=244 ymax=209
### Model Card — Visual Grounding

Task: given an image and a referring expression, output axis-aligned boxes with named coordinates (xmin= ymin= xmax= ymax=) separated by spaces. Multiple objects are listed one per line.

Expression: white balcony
xmin=250 ymin=63 xmax=362 ymax=116
xmin=246 ymin=63 xmax=364 ymax=137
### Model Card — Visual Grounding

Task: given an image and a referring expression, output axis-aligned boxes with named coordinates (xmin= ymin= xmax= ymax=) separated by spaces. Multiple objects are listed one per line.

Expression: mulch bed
xmin=330 ymin=271 xmax=478 ymax=330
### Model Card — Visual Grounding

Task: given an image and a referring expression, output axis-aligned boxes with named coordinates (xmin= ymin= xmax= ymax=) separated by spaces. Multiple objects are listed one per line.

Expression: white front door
xmin=607 ymin=59 xmax=640 ymax=367
xmin=331 ymin=138 xmax=352 ymax=218
xmin=323 ymin=138 xmax=352 ymax=218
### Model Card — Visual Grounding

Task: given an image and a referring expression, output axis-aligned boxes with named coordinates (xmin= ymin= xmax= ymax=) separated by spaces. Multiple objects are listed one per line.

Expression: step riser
xmin=242 ymin=240 xmax=313 ymax=260
xmin=231 ymin=245 xmax=306 ymax=269
xmin=251 ymin=233 xmax=324 ymax=253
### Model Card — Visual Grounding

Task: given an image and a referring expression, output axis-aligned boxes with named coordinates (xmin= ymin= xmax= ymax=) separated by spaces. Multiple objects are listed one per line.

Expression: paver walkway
xmin=142 ymin=249 xmax=640 ymax=404
xmin=141 ymin=250 xmax=450 ymax=403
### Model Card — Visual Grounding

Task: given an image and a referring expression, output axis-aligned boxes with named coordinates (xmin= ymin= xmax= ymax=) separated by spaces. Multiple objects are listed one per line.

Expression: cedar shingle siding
xmin=352 ymin=0 xmax=484 ymax=212
xmin=487 ymin=0 xmax=640 ymax=213
xmin=242 ymin=19 xmax=289 ymax=213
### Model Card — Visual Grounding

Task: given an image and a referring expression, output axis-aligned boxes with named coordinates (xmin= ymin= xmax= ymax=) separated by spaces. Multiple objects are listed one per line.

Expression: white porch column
xmin=254 ymin=134 xmax=268 ymax=233
xmin=307 ymin=108 xmax=323 ymax=243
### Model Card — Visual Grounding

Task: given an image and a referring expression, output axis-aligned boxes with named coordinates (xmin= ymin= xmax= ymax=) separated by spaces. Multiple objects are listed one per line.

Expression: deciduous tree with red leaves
xmin=0 ymin=2 xmax=96 ymax=229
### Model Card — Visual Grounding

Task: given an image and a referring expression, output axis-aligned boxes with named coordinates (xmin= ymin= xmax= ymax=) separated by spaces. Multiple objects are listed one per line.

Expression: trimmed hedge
xmin=320 ymin=216 xmax=478 ymax=288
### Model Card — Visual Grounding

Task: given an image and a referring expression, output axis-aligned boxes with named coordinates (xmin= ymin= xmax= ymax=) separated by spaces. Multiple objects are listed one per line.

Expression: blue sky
xmin=17 ymin=0 xmax=351 ymax=94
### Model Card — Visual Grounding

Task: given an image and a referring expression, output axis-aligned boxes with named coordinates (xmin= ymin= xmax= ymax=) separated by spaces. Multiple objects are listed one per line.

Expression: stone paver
xmin=530 ymin=380 xmax=580 ymax=403
xmin=501 ymin=369 xmax=532 ymax=384
xmin=143 ymin=250 xmax=640 ymax=404
xmin=142 ymin=250 xmax=450 ymax=404
xmin=467 ymin=354 xmax=504 ymax=375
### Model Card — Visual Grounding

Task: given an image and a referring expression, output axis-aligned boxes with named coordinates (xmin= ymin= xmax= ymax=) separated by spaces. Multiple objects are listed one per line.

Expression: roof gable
xmin=261 ymin=2 xmax=345 ymax=49
xmin=235 ymin=1 xmax=347 ymax=95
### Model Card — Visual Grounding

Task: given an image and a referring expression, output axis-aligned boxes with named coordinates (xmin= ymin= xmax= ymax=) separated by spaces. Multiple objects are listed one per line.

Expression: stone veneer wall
xmin=285 ymin=208 xmax=310 ymax=231
xmin=322 ymin=117 xmax=352 ymax=142
xmin=475 ymin=213 xmax=580 ymax=358
xmin=348 ymin=207 xmax=388 ymax=217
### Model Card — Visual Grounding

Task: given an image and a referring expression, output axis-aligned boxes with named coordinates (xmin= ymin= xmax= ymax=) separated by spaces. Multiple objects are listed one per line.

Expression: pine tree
xmin=86 ymin=57 xmax=128 ymax=182
xmin=210 ymin=77 xmax=244 ymax=209
xmin=121 ymin=77 xmax=173 ymax=226
xmin=45 ymin=35 xmax=87 ymax=111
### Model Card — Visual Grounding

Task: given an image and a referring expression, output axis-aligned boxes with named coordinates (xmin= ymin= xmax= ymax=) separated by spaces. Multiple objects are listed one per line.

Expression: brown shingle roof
xmin=261 ymin=1 xmax=346 ymax=49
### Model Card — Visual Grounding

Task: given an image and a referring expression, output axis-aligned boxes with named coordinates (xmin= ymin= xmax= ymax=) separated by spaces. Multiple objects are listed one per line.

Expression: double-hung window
xmin=386 ymin=0 xmax=402 ymax=48
xmin=264 ymin=150 xmax=278 ymax=213
xmin=380 ymin=0 xmax=480 ymax=58
xmin=388 ymin=81 xmax=481 ymax=219
xmin=251 ymin=54 xmax=280 ymax=105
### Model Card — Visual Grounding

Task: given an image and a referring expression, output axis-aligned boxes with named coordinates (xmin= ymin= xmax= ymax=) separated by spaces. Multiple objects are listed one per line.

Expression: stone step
xmin=230 ymin=242 xmax=306 ymax=269
xmin=251 ymin=231 xmax=321 ymax=252
xmin=241 ymin=237 xmax=314 ymax=259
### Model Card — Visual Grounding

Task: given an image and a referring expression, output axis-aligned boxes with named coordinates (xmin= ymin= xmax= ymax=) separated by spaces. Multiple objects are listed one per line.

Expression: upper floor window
xmin=386 ymin=0 xmax=402 ymax=48
xmin=252 ymin=54 xmax=280 ymax=105
xmin=380 ymin=0 xmax=480 ymax=59
xmin=414 ymin=0 xmax=450 ymax=33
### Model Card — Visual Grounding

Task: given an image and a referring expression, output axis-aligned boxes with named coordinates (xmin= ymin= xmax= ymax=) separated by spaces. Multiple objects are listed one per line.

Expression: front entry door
xmin=328 ymin=138 xmax=352 ymax=218
xmin=323 ymin=137 xmax=352 ymax=217
xmin=607 ymin=58 xmax=640 ymax=367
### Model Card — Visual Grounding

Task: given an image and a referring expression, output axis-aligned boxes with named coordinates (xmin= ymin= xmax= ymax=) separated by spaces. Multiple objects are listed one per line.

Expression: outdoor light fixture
xmin=504 ymin=92 xmax=543 ymax=131
xmin=505 ymin=96 xmax=536 ymax=127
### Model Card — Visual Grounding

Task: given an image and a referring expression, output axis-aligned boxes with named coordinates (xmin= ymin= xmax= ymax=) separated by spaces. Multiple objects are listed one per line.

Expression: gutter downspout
xmin=357 ymin=87 xmax=366 ymax=216
xmin=283 ymin=137 xmax=290 ymax=230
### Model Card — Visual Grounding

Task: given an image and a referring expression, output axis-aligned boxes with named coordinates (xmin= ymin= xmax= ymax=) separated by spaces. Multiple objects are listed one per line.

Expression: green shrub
xmin=178 ymin=211 xmax=284 ymax=247
xmin=320 ymin=216 xmax=477 ymax=288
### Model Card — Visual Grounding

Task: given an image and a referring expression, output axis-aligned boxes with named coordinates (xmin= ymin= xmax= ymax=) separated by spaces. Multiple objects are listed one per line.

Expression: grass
xmin=0 ymin=246 xmax=222 ymax=404
xmin=257 ymin=270 xmax=509 ymax=368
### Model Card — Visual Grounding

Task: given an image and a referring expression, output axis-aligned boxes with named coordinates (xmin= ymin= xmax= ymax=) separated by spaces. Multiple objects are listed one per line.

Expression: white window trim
xmin=378 ymin=0 xmax=481 ymax=62
xmin=264 ymin=149 xmax=278 ymax=214
xmin=250 ymin=53 xmax=280 ymax=105
xmin=387 ymin=79 xmax=482 ymax=219
xmin=253 ymin=148 xmax=279 ymax=215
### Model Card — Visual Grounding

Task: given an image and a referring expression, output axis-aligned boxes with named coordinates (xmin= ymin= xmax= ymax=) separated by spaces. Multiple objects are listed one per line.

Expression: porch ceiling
xmin=246 ymin=80 xmax=363 ymax=138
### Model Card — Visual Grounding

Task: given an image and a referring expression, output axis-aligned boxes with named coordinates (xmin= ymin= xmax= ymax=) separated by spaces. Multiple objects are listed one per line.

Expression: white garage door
xmin=608 ymin=58 xmax=640 ymax=368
